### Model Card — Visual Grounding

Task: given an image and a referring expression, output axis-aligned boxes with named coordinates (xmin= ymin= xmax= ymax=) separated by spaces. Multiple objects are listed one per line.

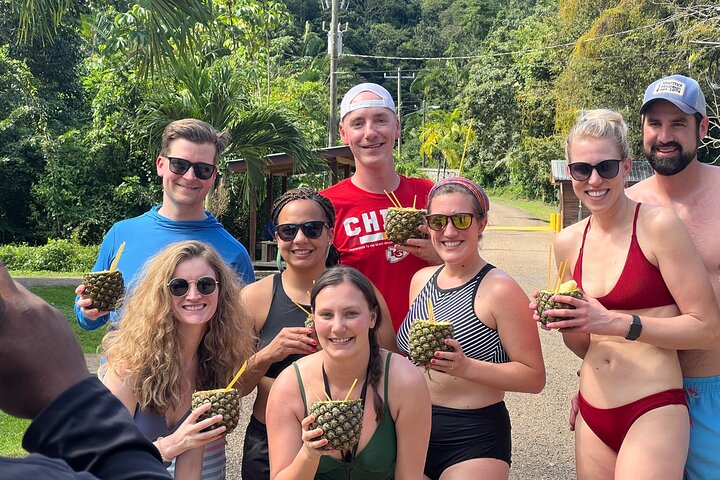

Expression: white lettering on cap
xmin=653 ymin=80 xmax=686 ymax=97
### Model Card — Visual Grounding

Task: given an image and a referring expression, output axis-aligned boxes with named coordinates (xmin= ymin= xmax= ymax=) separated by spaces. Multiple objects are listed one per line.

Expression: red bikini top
xmin=573 ymin=203 xmax=675 ymax=310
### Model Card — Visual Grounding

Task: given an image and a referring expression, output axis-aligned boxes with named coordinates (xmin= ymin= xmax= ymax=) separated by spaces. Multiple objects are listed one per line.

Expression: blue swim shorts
xmin=684 ymin=375 xmax=720 ymax=480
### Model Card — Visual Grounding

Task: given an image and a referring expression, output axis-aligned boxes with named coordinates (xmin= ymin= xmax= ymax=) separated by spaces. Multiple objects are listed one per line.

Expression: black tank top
xmin=258 ymin=274 xmax=311 ymax=378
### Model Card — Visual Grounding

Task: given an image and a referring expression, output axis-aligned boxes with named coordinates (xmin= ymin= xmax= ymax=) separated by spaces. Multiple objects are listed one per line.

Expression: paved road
xmin=228 ymin=201 xmax=579 ymax=479
xmin=483 ymin=202 xmax=579 ymax=479
xmin=30 ymin=200 xmax=580 ymax=479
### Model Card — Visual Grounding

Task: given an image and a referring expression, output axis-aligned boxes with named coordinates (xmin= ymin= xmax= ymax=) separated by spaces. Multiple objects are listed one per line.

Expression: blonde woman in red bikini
xmin=536 ymin=109 xmax=720 ymax=479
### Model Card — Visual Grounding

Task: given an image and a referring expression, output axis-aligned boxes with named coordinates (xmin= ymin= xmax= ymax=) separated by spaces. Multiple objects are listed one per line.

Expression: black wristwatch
xmin=625 ymin=315 xmax=642 ymax=341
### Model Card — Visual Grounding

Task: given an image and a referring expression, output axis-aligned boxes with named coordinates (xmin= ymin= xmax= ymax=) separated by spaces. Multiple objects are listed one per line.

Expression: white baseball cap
xmin=339 ymin=83 xmax=396 ymax=120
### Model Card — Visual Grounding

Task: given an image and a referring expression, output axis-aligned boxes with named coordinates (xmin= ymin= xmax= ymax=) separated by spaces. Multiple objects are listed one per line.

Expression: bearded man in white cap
xmin=322 ymin=83 xmax=441 ymax=332
xmin=625 ymin=74 xmax=720 ymax=479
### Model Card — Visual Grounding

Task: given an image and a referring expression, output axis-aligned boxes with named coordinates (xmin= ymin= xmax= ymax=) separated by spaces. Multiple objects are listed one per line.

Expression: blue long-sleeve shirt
xmin=75 ymin=206 xmax=255 ymax=330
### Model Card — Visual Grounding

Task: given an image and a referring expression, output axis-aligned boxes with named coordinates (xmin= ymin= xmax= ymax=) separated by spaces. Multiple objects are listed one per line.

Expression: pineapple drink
xmin=384 ymin=207 xmax=427 ymax=244
xmin=535 ymin=280 xmax=584 ymax=326
xmin=309 ymin=399 xmax=364 ymax=451
xmin=83 ymin=270 xmax=125 ymax=311
xmin=191 ymin=388 xmax=241 ymax=433
xmin=304 ymin=315 xmax=321 ymax=350
xmin=408 ymin=319 xmax=454 ymax=368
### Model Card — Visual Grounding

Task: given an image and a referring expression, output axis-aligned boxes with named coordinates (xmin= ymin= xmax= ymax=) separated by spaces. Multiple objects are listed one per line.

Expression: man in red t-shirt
xmin=322 ymin=83 xmax=441 ymax=331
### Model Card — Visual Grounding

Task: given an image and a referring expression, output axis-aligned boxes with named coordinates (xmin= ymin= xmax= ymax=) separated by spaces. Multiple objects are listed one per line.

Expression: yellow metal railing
xmin=485 ymin=212 xmax=562 ymax=233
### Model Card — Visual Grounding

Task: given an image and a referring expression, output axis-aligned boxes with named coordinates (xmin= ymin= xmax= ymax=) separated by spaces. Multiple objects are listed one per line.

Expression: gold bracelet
xmin=156 ymin=436 xmax=174 ymax=464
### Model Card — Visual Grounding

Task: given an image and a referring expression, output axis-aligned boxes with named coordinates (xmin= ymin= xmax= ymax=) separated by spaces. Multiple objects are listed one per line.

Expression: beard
xmin=644 ymin=132 xmax=700 ymax=176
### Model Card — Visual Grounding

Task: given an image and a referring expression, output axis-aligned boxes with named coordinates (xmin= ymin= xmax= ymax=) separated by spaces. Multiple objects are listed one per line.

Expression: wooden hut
xmin=550 ymin=160 xmax=655 ymax=229
xmin=227 ymin=146 xmax=354 ymax=267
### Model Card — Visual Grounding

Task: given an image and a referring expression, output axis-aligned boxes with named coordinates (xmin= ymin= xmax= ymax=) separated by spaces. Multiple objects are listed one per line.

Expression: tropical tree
xmin=419 ymin=108 xmax=474 ymax=173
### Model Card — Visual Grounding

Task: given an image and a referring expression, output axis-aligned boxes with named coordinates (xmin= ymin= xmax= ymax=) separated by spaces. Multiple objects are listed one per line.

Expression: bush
xmin=0 ymin=239 xmax=99 ymax=272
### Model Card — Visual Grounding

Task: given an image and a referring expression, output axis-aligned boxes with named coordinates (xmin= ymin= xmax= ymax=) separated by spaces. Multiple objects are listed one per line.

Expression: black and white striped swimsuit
xmin=397 ymin=263 xmax=510 ymax=364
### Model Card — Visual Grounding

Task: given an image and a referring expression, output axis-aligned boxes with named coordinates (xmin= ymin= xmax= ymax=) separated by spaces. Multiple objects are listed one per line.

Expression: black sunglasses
xmin=167 ymin=157 xmax=216 ymax=180
xmin=275 ymin=221 xmax=327 ymax=241
xmin=167 ymin=276 xmax=219 ymax=296
xmin=568 ymin=159 xmax=622 ymax=181
xmin=425 ymin=213 xmax=475 ymax=231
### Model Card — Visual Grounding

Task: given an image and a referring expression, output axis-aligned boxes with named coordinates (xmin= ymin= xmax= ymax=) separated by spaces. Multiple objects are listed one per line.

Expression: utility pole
xmin=327 ymin=0 xmax=339 ymax=147
xmin=384 ymin=68 xmax=415 ymax=158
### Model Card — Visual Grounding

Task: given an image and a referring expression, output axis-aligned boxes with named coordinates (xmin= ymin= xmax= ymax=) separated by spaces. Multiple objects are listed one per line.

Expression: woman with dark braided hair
xmin=240 ymin=188 xmax=397 ymax=480
xmin=266 ymin=265 xmax=431 ymax=480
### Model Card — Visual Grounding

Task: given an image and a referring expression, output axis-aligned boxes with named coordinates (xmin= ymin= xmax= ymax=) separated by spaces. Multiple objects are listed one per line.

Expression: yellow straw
xmin=307 ymin=384 xmax=328 ymax=402
xmin=427 ymin=298 xmax=435 ymax=322
xmin=413 ymin=195 xmax=417 ymax=210
xmin=390 ymin=190 xmax=403 ymax=209
xmin=553 ymin=262 xmax=563 ymax=292
xmin=555 ymin=260 xmax=568 ymax=294
xmin=343 ymin=378 xmax=359 ymax=402
xmin=225 ymin=361 xmax=247 ymax=390
xmin=547 ymin=243 xmax=553 ymax=290
xmin=383 ymin=189 xmax=401 ymax=208
xmin=110 ymin=242 xmax=126 ymax=272
xmin=458 ymin=119 xmax=473 ymax=177
xmin=552 ymin=259 xmax=565 ymax=292
xmin=291 ymin=300 xmax=312 ymax=317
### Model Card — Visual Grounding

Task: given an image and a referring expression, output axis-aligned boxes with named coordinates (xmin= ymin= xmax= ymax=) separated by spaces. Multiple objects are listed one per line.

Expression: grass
xmin=0 ymin=285 xmax=105 ymax=458
xmin=489 ymin=193 xmax=557 ymax=223
xmin=0 ymin=415 xmax=30 ymax=458
xmin=9 ymin=270 xmax=85 ymax=277
xmin=29 ymin=285 xmax=106 ymax=354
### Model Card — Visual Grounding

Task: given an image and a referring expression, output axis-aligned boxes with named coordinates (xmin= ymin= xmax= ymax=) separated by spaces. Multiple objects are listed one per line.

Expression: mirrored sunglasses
xmin=425 ymin=213 xmax=475 ymax=231
xmin=568 ymin=159 xmax=622 ymax=181
xmin=275 ymin=221 xmax=327 ymax=241
xmin=167 ymin=157 xmax=216 ymax=180
xmin=167 ymin=276 xmax=219 ymax=296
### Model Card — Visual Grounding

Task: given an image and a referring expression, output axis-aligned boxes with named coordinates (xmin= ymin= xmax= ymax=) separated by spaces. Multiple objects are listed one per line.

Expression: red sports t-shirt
xmin=322 ymin=176 xmax=434 ymax=331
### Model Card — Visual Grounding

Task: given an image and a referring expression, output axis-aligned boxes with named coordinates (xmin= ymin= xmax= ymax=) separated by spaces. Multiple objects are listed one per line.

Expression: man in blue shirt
xmin=75 ymin=119 xmax=254 ymax=330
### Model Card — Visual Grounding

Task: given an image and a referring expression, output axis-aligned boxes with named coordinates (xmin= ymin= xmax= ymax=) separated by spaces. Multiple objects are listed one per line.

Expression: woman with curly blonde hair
xmin=100 ymin=240 xmax=255 ymax=480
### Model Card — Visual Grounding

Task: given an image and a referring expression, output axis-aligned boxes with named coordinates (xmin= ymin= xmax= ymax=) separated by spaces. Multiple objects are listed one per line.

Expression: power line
xmin=339 ymin=15 xmax=691 ymax=62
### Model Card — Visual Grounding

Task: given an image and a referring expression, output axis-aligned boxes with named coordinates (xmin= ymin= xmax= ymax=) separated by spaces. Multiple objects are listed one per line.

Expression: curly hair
xmin=310 ymin=265 xmax=384 ymax=421
xmin=100 ymin=241 xmax=255 ymax=413
xmin=271 ymin=187 xmax=340 ymax=267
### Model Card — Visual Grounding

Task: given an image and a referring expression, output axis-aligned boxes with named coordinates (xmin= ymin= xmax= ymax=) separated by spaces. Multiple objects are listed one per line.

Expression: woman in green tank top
xmin=266 ymin=266 xmax=431 ymax=479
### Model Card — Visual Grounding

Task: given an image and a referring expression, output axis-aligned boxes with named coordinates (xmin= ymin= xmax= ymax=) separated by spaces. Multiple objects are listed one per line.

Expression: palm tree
xmin=14 ymin=0 xmax=322 ymax=211
xmin=419 ymin=108 xmax=474 ymax=174
xmin=134 ymin=55 xmax=322 ymax=210
xmin=13 ymin=0 xmax=212 ymax=74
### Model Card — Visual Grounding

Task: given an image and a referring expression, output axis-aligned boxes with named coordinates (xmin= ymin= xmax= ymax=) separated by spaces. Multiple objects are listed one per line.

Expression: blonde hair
xmin=565 ymin=109 xmax=630 ymax=161
xmin=100 ymin=241 xmax=255 ymax=413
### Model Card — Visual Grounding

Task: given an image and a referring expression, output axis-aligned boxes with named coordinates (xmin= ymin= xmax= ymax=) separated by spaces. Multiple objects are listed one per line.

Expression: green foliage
xmin=0 ymin=46 xmax=45 ymax=243
xmin=31 ymin=285 xmax=106 ymax=353
xmin=0 ymin=239 xmax=99 ymax=271
xmin=4 ymin=0 xmax=720 ymax=247
xmin=396 ymin=161 xmax=429 ymax=179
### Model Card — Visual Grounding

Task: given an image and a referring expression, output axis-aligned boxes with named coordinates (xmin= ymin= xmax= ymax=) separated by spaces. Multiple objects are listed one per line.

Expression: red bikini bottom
xmin=578 ymin=389 xmax=687 ymax=452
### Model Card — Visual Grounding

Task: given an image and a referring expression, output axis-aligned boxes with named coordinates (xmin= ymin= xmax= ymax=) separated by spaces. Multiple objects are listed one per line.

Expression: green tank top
xmin=293 ymin=352 xmax=397 ymax=480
